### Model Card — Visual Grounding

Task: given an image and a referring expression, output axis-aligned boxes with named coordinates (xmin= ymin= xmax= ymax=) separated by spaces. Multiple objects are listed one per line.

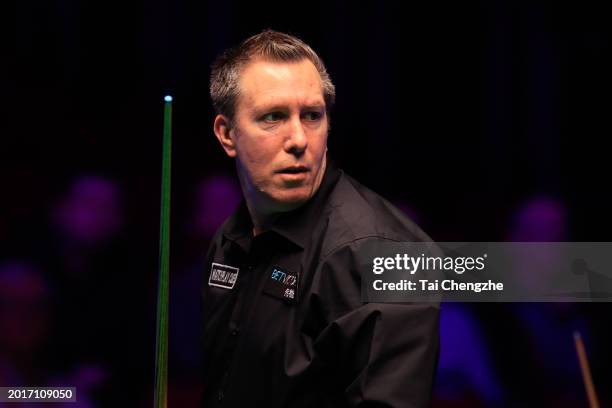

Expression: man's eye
xmin=303 ymin=111 xmax=323 ymax=121
xmin=261 ymin=112 xmax=284 ymax=122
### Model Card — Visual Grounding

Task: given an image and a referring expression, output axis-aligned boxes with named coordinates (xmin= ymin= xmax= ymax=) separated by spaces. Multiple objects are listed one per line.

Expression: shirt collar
xmin=222 ymin=156 xmax=342 ymax=250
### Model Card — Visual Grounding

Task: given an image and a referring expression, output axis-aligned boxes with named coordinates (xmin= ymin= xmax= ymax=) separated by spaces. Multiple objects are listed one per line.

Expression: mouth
xmin=276 ymin=166 xmax=310 ymax=174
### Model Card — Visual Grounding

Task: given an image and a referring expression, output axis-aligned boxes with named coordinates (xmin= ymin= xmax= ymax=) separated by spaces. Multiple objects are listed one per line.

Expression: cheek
xmin=310 ymin=128 xmax=329 ymax=158
xmin=236 ymin=136 xmax=276 ymax=181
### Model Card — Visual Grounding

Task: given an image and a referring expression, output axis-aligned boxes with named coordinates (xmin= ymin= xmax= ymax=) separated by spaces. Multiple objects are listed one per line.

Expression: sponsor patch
xmin=263 ymin=266 xmax=299 ymax=303
xmin=208 ymin=263 xmax=240 ymax=289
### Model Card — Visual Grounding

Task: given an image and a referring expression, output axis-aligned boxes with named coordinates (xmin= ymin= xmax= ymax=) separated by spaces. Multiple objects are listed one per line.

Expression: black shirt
xmin=201 ymin=160 xmax=440 ymax=407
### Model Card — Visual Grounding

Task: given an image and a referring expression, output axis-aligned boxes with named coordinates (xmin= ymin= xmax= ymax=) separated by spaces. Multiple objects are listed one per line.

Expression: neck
xmin=246 ymin=200 xmax=277 ymax=236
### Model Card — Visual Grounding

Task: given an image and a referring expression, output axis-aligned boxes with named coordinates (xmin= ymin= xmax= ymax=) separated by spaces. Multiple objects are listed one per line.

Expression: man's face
xmin=220 ymin=58 xmax=328 ymax=214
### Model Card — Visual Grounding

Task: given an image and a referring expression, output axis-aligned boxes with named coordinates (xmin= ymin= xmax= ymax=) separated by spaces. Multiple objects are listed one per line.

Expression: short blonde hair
xmin=210 ymin=29 xmax=335 ymax=121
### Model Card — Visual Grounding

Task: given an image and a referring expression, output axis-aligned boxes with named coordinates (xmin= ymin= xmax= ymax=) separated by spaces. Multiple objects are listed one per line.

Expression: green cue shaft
xmin=154 ymin=95 xmax=173 ymax=408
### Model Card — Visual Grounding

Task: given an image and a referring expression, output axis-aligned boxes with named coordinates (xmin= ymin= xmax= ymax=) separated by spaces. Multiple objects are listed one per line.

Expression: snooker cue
xmin=154 ymin=95 xmax=173 ymax=408
xmin=574 ymin=331 xmax=600 ymax=408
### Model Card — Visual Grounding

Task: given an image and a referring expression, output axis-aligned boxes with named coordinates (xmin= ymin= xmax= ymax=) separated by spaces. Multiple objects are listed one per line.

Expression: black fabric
xmin=201 ymin=159 xmax=440 ymax=407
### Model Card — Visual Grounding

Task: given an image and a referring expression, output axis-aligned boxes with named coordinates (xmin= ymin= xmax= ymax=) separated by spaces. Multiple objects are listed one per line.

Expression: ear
xmin=213 ymin=114 xmax=237 ymax=158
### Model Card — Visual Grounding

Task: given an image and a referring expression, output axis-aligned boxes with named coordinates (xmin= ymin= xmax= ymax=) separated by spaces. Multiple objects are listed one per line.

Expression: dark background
xmin=2 ymin=0 xmax=611 ymax=406
xmin=5 ymin=0 xmax=612 ymax=241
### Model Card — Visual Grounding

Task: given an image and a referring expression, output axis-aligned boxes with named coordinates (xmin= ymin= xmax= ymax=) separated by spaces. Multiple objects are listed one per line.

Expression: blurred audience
xmin=483 ymin=195 xmax=590 ymax=406
xmin=433 ymin=303 xmax=505 ymax=407
xmin=29 ymin=174 xmax=150 ymax=406
xmin=0 ymin=261 xmax=54 ymax=386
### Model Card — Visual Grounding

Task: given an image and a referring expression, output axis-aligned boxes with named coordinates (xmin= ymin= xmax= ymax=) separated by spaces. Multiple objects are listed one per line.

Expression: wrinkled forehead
xmin=235 ymin=58 xmax=325 ymax=112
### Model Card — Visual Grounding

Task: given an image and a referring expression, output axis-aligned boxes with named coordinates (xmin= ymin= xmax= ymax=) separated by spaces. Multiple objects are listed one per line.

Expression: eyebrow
xmin=253 ymin=103 xmax=325 ymax=115
xmin=301 ymin=103 xmax=326 ymax=111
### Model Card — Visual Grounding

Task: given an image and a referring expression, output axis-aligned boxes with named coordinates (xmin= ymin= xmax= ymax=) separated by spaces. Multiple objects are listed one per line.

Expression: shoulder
xmin=315 ymin=171 xmax=432 ymax=260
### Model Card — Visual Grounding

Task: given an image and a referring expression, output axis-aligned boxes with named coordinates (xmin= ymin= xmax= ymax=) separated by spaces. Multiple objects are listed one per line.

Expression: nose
xmin=284 ymin=116 xmax=307 ymax=156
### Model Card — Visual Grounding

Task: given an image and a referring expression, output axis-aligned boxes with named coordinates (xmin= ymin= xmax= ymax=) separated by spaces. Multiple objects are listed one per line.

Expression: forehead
xmin=236 ymin=58 xmax=325 ymax=111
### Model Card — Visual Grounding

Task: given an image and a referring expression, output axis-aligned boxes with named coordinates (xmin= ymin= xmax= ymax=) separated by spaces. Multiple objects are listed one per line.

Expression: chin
xmin=270 ymin=189 xmax=312 ymax=211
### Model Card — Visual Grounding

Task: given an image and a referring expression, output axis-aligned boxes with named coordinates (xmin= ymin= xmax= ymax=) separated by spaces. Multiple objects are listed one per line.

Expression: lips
xmin=276 ymin=166 xmax=309 ymax=174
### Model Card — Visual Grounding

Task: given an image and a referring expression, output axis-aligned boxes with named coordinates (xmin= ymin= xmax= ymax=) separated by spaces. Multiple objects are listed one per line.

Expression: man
xmin=202 ymin=30 xmax=439 ymax=407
